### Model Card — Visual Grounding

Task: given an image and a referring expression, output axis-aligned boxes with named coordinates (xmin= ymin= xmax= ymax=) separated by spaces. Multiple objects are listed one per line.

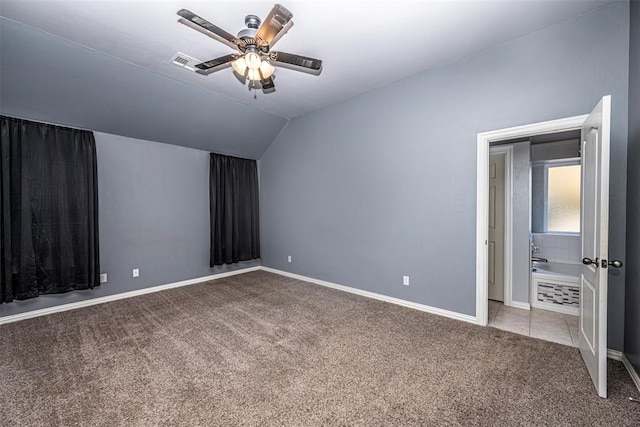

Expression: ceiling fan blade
xmin=268 ymin=20 xmax=294 ymax=48
xmin=260 ymin=76 xmax=275 ymax=92
xmin=255 ymin=4 xmax=293 ymax=47
xmin=269 ymin=51 xmax=322 ymax=75
xmin=177 ymin=9 xmax=239 ymax=50
xmin=195 ymin=54 xmax=237 ymax=75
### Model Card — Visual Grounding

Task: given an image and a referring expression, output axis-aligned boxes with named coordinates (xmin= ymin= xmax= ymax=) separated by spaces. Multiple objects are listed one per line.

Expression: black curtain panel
xmin=210 ymin=153 xmax=260 ymax=266
xmin=0 ymin=116 xmax=100 ymax=303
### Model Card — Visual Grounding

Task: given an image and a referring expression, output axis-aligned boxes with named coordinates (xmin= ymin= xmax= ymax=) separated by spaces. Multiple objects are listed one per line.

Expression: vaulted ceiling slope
xmin=0 ymin=18 xmax=286 ymax=159
xmin=0 ymin=1 xmax=614 ymax=156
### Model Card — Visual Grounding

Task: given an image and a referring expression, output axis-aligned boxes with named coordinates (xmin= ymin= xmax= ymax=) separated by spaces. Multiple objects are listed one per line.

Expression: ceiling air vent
xmin=170 ymin=52 xmax=202 ymax=72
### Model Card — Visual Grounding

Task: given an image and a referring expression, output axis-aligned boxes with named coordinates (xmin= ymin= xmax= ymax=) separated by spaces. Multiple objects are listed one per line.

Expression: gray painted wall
xmin=0 ymin=18 xmax=286 ymax=159
xmin=625 ymin=1 xmax=640 ymax=373
xmin=259 ymin=3 xmax=629 ymax=350
xmin=510 ymin=142 xmax=531 ymax=304
xmin=531 ymin=164 xmax=544 ymax=234
xmin=0 ymin=132 xmax=258 ymax=318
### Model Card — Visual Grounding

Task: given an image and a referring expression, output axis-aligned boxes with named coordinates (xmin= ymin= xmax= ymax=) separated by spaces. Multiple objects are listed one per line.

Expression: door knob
xmin=608 ymin=260 xmax=623 ymax=268
xmin=582 ymin=257 xmax=598 ymax=266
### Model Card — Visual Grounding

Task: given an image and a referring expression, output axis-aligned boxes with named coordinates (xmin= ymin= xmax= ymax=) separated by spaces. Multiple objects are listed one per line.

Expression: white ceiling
xmin=1 ymin=0 xmax=613 ymax=119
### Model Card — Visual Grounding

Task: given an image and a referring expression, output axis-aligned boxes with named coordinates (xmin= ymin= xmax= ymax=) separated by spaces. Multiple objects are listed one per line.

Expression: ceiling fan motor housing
xmin=244 ymin=15 xmax=261 ymax=29
xmin=238 ymin=15 xmax=259 ymax=39
xmin=237 ymin=15 xmax=268 ymax=53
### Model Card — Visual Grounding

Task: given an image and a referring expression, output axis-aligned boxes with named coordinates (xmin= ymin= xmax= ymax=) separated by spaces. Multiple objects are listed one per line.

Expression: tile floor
xmin=488 ymin=300 xmax=579 ymax=347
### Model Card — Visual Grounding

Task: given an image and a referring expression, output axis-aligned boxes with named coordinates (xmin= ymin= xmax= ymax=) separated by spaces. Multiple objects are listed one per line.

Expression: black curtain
xmin=0 ymin=116 xmax=100 ymax=303
xmin=210 ymin=153 xmax=260 ymax=266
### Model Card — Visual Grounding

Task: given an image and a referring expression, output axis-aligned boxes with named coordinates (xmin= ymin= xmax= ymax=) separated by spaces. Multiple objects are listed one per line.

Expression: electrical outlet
xmin=100 ymin=273 xmax=108 ymax=283
xmin=403 ymin=275 xmax=410 ymax=286
xmin=287 ymin=255 xmax=292 ymax=263
xmin=132 ymin=268 xmax=140 ymax=278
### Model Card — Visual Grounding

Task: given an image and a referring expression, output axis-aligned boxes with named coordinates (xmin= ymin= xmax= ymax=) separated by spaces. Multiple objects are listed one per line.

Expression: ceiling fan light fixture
xmin=231 ymin=57 xmax=247 ymax=75
xmin=246 ymin=62 xmax=274 ymax=82
xmin=259 ymin=61 xmax=275 ymax=79
xmin=245 ymin=52 xmax=262 ymax=70
xmin=246 ymin=68 xmax=261 ymax=81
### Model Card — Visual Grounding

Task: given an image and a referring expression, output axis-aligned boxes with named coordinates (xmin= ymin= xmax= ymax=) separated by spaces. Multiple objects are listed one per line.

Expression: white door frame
xmin=476 ymin=115 xmax=588 ymax=326
xmin=488 ymin=145 xmax=513 ymax=305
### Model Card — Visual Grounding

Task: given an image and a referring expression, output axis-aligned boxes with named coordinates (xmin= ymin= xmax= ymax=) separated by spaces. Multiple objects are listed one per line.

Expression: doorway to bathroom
xmin=487 ymin=130 xmax=582 ymax=347
xmin=476 ymin=95 xmax=615 ymax=398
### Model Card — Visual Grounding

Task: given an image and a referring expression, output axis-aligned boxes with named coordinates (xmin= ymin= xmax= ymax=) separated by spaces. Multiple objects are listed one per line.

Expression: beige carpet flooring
xmin=1 ymin=270 xmax=639 ymax=426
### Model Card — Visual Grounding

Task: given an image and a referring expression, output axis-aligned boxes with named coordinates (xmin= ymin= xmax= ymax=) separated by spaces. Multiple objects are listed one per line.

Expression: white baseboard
xmin=0 ymin=266 xmax=261 ymax=326
xmin=607 ymin=349 xmax=640 ymax=393
xmin=507 ymin=300 xmax=531 ymax=311
xmin=0 ymin=266 xmax=477 ymax=327
xmin=623 ymin=354 xmax=640 ymax=393
xmin=607 ymin=349 xmax=623 ymax=361
xmin=261 ymin=267 xmax=477 ymax=325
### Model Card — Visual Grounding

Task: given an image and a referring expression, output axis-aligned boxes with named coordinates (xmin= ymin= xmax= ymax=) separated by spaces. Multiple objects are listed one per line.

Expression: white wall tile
xmin=533 ymin=234 xmax=581 ymax=264
xmin=556 ymin=237 xmax=570 ymax=250
xmin=531 ymin=234 xmax=581 ymax=264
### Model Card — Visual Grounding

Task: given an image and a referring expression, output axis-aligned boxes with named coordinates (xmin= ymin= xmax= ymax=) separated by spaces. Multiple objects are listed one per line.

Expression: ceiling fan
xmin=177 ymin=4 xmax=322 ymax=93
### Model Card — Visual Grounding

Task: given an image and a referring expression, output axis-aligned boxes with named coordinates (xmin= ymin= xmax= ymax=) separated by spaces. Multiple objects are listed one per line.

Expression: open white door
xmin=579 ymin=95 xmax=611 ymax=398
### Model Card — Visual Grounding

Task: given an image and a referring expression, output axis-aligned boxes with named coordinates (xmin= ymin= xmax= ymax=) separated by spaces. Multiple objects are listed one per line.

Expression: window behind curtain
xmin=209 ymin=153 xmax=260 ymax=266
xmin=0 ymin=116 xmax=100 ymax=303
